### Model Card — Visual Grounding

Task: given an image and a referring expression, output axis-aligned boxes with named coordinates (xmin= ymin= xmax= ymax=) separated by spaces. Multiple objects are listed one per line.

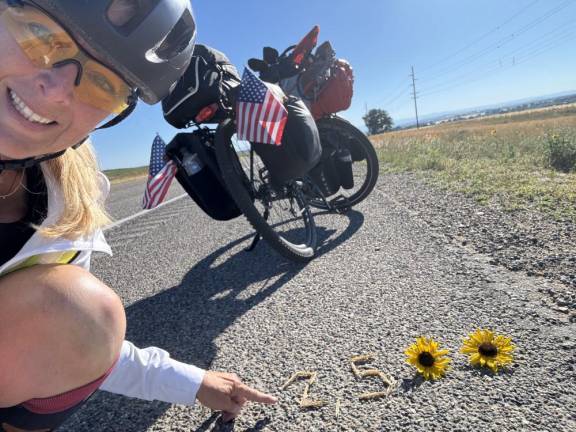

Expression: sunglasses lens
xmin=2 ymin=5 xmax=77 ymax=67
xmin=2 ymin=4 xmax=132 ymax=113
xmin=78 ymin=61 xmax=131 ymax=113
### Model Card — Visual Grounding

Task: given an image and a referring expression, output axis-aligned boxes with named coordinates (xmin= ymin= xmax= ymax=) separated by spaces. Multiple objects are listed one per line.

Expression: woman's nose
xmin=36 ymin=62 xmax=81 ymax=104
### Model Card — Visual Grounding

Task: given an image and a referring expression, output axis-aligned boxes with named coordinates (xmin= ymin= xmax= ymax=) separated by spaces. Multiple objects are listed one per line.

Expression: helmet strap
xmin=0 ymin=149 xmax=67 ymax=175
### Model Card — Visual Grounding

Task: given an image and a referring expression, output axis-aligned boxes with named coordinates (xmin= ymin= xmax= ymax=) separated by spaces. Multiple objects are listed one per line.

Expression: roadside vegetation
xmin=103 ymin=166 xmax=148 ymax=183
xmin=372 ymin=104 xmax=576 ymax=221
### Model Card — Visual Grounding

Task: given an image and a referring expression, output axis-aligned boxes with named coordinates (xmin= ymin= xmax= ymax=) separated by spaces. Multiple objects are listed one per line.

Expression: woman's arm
xmin=99 ymin=341 xmax=277 ymax=421
xmin=99 ymin=340 xmax=205 ymax=405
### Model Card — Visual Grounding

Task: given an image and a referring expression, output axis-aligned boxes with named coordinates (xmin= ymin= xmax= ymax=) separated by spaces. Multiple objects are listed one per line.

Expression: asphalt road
xmin=59 ymin=176 xmax=575 ymax=432
xmin=104 ymin=177 xmax=187 ymax=222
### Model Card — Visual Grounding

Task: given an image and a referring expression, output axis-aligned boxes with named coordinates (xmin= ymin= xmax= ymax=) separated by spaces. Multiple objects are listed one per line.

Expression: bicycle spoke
xmin=232 ymin=135 xmax=311 ymax=247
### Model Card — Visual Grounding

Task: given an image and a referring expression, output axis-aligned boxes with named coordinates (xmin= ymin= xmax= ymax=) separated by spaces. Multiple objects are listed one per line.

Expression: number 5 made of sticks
xmin=350 ymin=353 xmax=397 ymax=400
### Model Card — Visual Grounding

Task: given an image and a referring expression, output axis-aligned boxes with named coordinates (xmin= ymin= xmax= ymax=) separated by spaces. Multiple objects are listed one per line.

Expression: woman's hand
xmin=196 ymin=371 xmax=278 ymax=423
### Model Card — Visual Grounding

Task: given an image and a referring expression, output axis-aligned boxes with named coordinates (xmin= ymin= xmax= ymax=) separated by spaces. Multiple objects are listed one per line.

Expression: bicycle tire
xmin=215 ymin=119 xmax=317 ymax=262
xmin=311 ymin=116 xmax=380 ymax=210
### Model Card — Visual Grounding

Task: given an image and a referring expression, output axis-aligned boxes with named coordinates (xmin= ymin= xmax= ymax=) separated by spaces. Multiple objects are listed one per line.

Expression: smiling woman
xmin=0 ymin=1 xmax=276 ymax=431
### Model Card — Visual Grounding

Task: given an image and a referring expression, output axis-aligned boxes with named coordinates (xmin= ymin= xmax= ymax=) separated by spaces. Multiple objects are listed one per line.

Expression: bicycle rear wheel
xmin=311 ymin=116 xmax=379 ymax=210
xmin=215 ymin=118 xmax=317 ymax=262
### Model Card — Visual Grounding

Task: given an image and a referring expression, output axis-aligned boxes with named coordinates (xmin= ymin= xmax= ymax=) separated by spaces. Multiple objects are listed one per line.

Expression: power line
xmin=420 ymin=0 xmax=541 ymax=74
xmin=418 ymin=21 xmax=576 ymax=97
xmin=380 ymin=0 xmax=574 ymax=120
xmin=418 ymin=30 xmax=576 ymax=98
xmin=420 ymin=0 xmax=575 ymax=83
xmin=379 ymin=77 xmax=412 ymax=106
xmin=381 ymin=84 xmax=412 ymax=108
xmin=516 ymin=29 xmax=576 ymax=63
xmin=501 ymin=18 xmax=576 ymax=58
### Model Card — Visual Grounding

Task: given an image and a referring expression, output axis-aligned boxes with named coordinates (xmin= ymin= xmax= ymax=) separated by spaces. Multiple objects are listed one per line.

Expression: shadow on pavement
xmin=60 ymin=210 xmax=364 ymax=432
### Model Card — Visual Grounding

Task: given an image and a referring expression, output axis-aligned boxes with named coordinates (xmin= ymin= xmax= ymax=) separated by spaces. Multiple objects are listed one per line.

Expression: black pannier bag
xmin=251 ymin=95 xmax=322 ymax=185
xmin=162 ymin=44 xmax=241 ymax=128
xmin=165 ymin=133 xmax=242 ymax=221
xmin=309 ymin=144 xmax=354 ymax=197
xmin=347 ymin=137 xmax=365 ymax=162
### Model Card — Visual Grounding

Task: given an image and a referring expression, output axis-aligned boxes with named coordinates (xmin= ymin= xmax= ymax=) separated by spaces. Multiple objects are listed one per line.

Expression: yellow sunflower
xmin=461 ymin=329 xmax=514 ymax=372
xmin=405 ymin=337 xmax=451 ymax=380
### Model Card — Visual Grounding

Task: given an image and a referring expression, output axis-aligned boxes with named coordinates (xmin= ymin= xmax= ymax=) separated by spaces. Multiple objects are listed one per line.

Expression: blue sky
xmin=94 ymin=0 xmax=576 ymax=169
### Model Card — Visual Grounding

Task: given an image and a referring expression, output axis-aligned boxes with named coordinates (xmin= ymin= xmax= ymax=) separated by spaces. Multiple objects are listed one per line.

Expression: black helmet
xmin=28 ymin=0 xmax=197 ymax=104
xmin=0 ymin=0 xmax=196 ymax=173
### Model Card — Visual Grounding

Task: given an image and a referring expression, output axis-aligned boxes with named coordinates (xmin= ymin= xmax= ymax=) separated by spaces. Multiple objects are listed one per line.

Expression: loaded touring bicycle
xmin=162 ymin=27 xmax=379 ymax=262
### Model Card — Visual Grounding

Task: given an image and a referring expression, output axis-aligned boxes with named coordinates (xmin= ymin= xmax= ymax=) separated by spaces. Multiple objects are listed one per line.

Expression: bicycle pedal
xmin=331 ymin=195 xmax=351 ymax=213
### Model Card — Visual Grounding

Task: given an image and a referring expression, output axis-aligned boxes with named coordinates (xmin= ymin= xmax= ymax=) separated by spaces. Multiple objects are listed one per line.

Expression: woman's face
xmin=0 ymin=18 xmax=110 ymax=160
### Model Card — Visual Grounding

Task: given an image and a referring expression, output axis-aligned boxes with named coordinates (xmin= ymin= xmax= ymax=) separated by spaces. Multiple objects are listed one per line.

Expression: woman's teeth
xmin=9 ymin=89 xmax=55 ymax=125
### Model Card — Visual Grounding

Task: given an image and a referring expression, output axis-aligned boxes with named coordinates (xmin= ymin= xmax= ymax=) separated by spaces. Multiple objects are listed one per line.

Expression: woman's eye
xmin=87 ymin=71 xmax=115 ymax=95
xmin=27 ymin=22 xmax=53 ymax=45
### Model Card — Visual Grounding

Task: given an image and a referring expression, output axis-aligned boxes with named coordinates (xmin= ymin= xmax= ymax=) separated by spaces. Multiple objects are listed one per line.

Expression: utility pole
xmin=364 ymin=102 xmax=368 ymax=116
xmin=411 ymin=66 xmax=420 ymax=129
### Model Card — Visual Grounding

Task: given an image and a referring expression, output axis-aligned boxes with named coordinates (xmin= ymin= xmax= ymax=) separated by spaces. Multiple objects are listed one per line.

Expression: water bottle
xmin=181 ymin=149 xmax=203 ymax=176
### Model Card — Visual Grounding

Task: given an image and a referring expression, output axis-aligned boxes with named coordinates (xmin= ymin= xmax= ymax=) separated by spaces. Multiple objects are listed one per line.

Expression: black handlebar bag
xmin=251 ymin=96 xmax=322 ymax=185
xmin=165 ymin=133 xmax=241 ymax=221
xmin=162 ymin=44 xmax=241 ymax=128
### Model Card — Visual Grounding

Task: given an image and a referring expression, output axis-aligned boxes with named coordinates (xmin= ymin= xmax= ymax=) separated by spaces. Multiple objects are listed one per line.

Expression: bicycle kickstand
xmin=244 ymin=208 xmax=270 ymax=253
xmin=245 ymin=233 xmax=261 ymax=252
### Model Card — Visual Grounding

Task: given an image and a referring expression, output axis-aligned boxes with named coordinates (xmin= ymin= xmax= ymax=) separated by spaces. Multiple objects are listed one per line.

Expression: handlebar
xmin=248 ymin=26 xmax=321 ymax=84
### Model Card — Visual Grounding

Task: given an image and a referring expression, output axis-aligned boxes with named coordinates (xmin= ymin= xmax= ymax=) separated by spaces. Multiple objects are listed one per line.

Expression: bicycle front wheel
xmin=215 ymin=118 xmax=317 ymax=262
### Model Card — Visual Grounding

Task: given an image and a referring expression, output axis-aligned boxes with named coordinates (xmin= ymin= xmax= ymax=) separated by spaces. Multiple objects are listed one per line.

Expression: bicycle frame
xmin=163 ymin=31 xmax=377 ymax=261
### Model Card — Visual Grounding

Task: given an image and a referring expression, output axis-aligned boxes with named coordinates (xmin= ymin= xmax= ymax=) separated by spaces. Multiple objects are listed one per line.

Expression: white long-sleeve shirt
xmin=100 ymin=341 xmax=206 ymax=404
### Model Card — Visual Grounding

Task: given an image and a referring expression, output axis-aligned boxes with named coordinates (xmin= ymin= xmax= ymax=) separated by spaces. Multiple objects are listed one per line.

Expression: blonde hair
xmin=39 ymin=140 xmax=111 ymax=239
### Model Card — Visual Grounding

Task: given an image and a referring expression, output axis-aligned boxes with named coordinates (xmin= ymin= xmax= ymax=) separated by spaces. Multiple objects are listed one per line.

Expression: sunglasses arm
xmin=96 ymin=92 xmax=138 ymax=132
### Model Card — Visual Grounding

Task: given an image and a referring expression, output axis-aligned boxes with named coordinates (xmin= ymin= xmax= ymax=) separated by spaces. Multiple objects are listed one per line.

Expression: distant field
xmin=372 ymin=104 xmax=576 ymax=221
xmin=103 ymin=166 xmax=148 ymax=183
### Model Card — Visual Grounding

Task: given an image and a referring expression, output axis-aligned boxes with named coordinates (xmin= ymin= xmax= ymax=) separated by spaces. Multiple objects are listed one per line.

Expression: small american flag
xmin=142 ymin=134 xmax=177 ymax=210
xmin=236 ymin=68 xmax=288 ymax=145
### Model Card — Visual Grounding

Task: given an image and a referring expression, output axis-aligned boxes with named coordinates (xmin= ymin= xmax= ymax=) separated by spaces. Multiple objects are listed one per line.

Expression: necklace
xmin=0 ymin=170 xmax=24 ymax=200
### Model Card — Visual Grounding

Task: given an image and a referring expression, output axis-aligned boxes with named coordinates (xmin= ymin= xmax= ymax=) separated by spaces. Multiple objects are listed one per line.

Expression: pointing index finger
xmin=234 ymin=383 xmax=278 ymax=404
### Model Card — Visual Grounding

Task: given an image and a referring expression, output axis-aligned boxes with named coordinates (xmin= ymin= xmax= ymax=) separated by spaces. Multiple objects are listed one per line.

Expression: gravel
xmin=377 ymin=172 xmax=576 ymax=322
xmin=58 ymin=173 xmax=576 ymax=432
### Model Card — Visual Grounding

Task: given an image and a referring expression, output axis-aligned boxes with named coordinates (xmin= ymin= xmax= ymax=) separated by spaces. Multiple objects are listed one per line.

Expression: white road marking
xmin=104 ymin=193 xmax=188 ymax=232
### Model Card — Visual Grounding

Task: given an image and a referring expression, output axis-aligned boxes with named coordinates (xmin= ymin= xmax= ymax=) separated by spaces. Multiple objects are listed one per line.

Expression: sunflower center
xmin=478 ymin=342 xmax=498 ymax=357
xmin=418 ymin=352 xmax=435 ymax=367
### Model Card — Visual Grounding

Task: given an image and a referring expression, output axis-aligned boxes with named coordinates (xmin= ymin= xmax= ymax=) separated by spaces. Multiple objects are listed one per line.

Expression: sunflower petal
xmin=461 ymin=346 xmax=478 ymax=354
xmin=469 ymin=352 xmax=481 ymax=366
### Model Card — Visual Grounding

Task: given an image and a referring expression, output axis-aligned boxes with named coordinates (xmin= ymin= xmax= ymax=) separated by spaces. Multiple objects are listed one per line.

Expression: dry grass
xmin=103 ymin=166 xmax=149 ymax=184
xmin=372 ymin=104 xmax=576 ymax=221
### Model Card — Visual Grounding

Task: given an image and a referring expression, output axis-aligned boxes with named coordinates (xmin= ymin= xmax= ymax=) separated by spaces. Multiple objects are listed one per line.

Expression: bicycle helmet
xmin=0 ymin=0 xmax=196 ymax=173
xmin=27 ymin=0 xmax=197 ymax=104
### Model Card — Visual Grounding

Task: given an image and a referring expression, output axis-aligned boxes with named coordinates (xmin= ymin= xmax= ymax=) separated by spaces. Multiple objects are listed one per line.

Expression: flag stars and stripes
xmin=236 ymin=68 xmax=288 ymax=146
xmin=142 ymin=134 xmax=177 ymax=210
